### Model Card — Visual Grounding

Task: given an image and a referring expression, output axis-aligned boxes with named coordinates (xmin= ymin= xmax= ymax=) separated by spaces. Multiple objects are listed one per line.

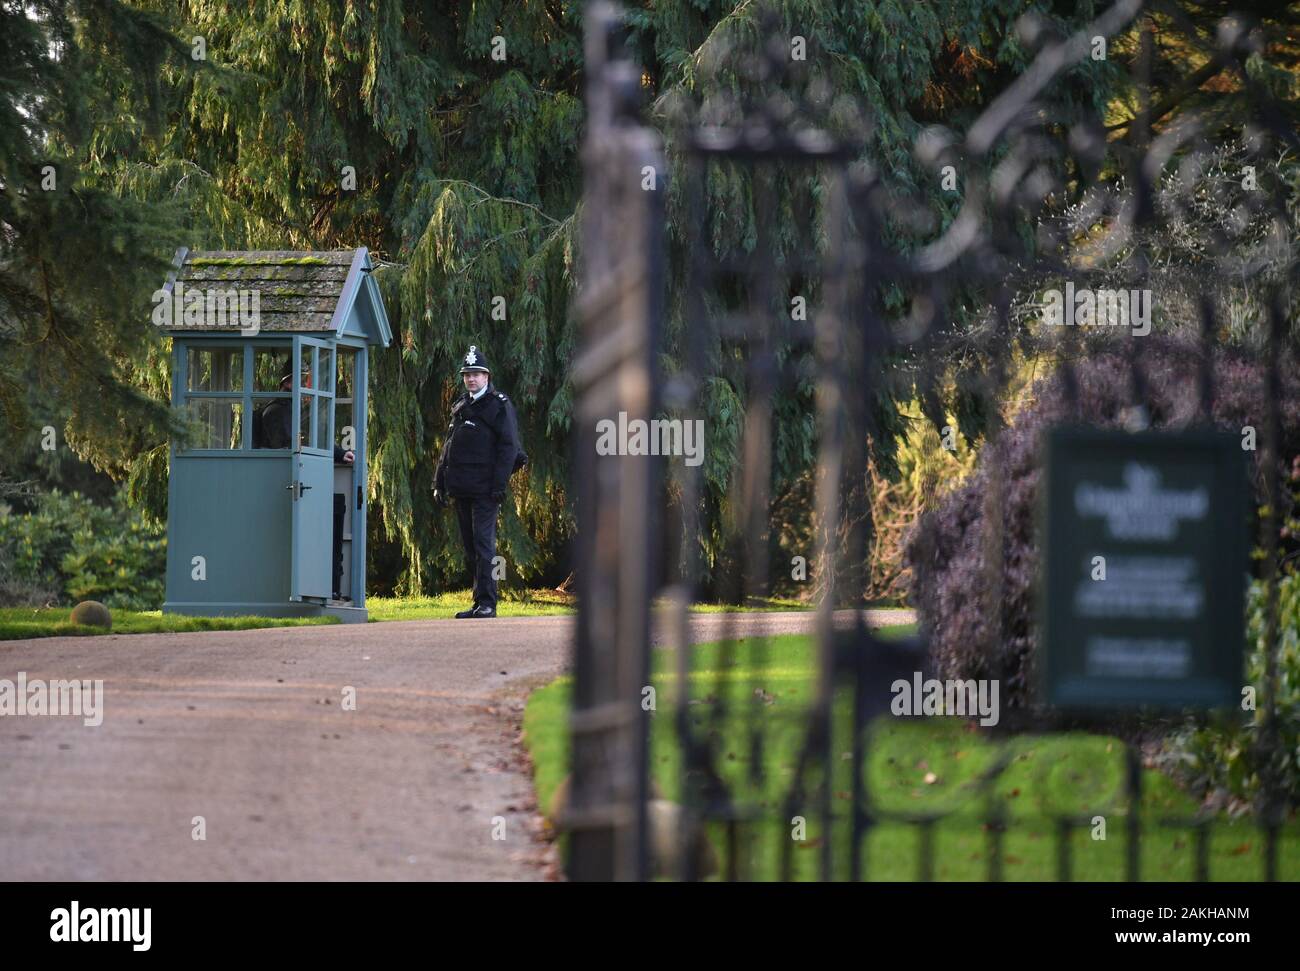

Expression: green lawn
xmin=0 ymin=606 xmax=338 ymax=641
xmin=524 ymin=628 xmax=1300 ymax=881
xmin=671 ymin=596 xmax=812 ymax=613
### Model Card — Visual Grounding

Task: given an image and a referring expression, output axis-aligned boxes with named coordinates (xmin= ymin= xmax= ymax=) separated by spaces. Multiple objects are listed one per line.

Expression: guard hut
xmin=158 ymin=248 xmax=392 ymax=622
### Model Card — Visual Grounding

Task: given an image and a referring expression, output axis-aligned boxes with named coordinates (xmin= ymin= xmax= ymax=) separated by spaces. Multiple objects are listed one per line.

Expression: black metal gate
xmin=566 ymin=2 xmax=664 ymax=881
xmin=569 ymin=0 xmax=1296 ymax=881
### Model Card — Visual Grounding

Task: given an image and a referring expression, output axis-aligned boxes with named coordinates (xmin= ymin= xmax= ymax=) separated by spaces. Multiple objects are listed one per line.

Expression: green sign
xmin=1039 ymin=428 xmax=1247 ymax=709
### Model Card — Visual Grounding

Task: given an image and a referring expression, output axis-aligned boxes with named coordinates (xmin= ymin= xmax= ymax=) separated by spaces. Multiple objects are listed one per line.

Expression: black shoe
xmin=469 ymin=605 xmax=497 ymax=618
xmin=454 ymin=606 xmax=479 ymax=619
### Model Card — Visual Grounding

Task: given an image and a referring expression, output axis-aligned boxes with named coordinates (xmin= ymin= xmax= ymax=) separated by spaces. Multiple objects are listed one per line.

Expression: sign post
xmin=1040 ymin=428 xmax=1248 ymax=709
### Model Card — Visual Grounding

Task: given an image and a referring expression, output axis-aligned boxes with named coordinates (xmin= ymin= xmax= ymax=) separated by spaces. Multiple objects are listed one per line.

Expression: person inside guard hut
xmin=253 ymin=365 xmax=356 ymax=601
xmin=433 ymin=344 xmax=527 ymax=618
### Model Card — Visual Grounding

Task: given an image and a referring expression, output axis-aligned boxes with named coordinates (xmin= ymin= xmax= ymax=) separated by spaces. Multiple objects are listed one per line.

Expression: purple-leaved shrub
xmin=905 ymin=337 xmax=1300 ymax=709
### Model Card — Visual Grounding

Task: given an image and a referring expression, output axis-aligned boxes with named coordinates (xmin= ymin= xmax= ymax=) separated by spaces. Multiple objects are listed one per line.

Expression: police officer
xmin=433 ymin=345 xmax=523 ymax=618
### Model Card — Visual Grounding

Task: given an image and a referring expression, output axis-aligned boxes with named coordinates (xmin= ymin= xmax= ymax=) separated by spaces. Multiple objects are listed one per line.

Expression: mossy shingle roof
xmin=164 ymin=249 xmax=363 ymax=333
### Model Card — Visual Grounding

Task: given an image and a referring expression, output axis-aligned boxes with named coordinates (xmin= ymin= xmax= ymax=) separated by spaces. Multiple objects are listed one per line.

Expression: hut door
xmin=289 ymin=336 xmax=336 ymax=601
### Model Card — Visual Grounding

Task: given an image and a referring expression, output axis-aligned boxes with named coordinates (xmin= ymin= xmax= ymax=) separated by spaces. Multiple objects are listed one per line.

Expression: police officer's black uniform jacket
xmin=434 ymin=383 xmax=519 ymax=499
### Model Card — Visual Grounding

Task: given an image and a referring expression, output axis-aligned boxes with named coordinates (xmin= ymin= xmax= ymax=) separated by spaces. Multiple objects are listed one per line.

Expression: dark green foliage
xmin=9 ymin=0 xmax=1293 ymax=599
xmin=0 ymin=490 xmax=166 ymax=610
xmin=1170 ymin=572 xmax=1300 ymax=808
xmin=22 ymin=0 xmax=1128 ymax=596
xmin=643 ymin=0 xmax=1123 ymax=593
xmin=0 ymin=0 xmax=196 ymax=479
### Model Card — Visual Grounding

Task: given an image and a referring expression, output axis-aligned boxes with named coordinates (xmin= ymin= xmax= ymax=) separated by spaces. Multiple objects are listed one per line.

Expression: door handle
xmin=285 ymin=482 xmax=312 ymax=498
xmin=357 ymin=486 xmax=363 ymax=510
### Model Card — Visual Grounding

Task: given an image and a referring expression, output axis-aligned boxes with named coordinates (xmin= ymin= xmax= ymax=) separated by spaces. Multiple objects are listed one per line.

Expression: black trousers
xmin=332 ymin=493 xmax=347 ymax=598
xmin=455 ymin=496 xmax=500 ymax=608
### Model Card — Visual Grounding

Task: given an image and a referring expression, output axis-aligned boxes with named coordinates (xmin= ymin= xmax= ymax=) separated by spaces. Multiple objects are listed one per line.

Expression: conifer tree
xmin=1 ymin=0 xmax=195 ymax=486
xmin=8 ymin=1 xmax=1294 ymax=597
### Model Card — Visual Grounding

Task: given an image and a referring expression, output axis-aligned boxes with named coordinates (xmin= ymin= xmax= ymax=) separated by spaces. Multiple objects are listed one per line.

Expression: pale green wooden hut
xmin=158 ymin=248 xmax=392 ymax=622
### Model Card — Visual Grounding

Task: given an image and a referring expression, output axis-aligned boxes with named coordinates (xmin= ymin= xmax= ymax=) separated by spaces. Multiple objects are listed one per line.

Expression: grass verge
xmin=0 ymin=607 xmax=338 ymax=641
xmin=2 ymin=589 xmax=835 ymax=637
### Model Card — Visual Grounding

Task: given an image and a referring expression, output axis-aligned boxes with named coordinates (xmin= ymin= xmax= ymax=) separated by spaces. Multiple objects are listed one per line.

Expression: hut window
xmin=294 ymin=343 xmax=334 ymax=453
xmin=187 ymin=348 xmax=243 ymax=392
xmin=181 ymin=345 xmax=246 ymax=451
xmin=335 ymin=350 xmax=356 ymax=451
xmin=291 ymin=393 xmax=333 ymax=451
xmin=296 ymin=395 xmax=310 ymax=450
xmin=186 ymin=399 xmax=243 ymax=450
xmin=253 ymin=346 xmax=293 ymax=391
xmin=318 ymin=348 xmax=334 ymax=393
xmin=314 ymin=401 xmax=331 ymax=451
xmin=251 ymin=346 xmax=294 ymax=450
